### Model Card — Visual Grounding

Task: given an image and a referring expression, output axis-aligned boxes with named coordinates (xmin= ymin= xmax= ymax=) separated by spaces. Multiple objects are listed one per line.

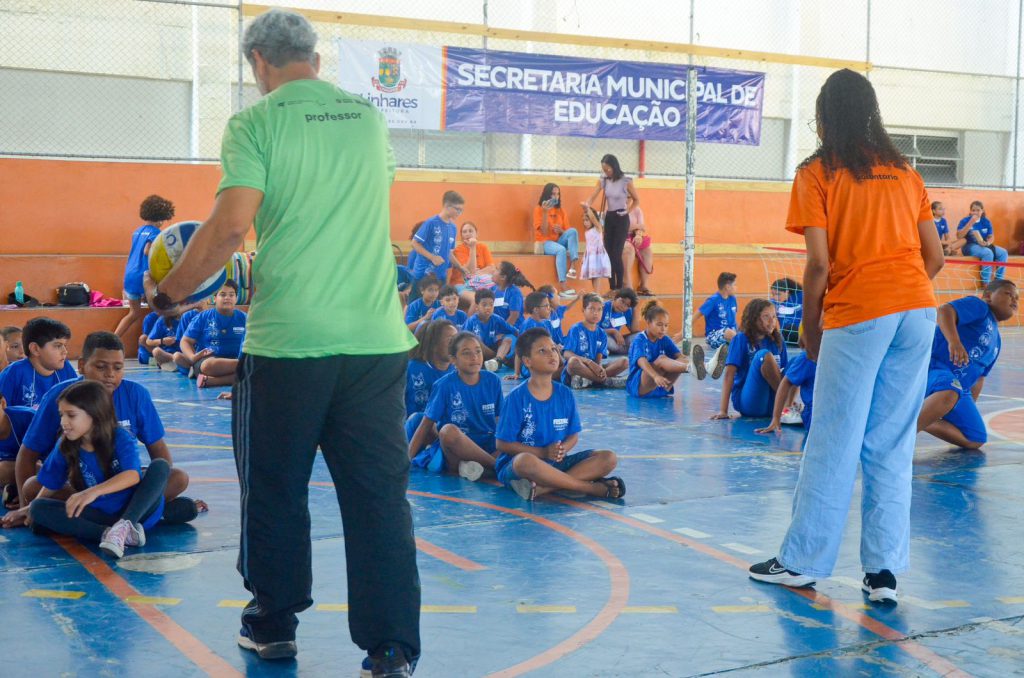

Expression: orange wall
xmin=3 ymin=158 xmax=1022 ymax=256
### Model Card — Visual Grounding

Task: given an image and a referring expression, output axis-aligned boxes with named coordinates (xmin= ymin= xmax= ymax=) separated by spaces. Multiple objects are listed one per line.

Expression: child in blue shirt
xmin=492 ymin=261 xmax=533 ymax=331
xmin=0 ymin=318 xmax=77 ymax=409
xmin=627 ymin=300 xmax=696 ymax=397
xmin=146 ymin=314 xmax=183 ymax=372
xmin=2 ymin=326 xmax=25 ymax=366
xmin=1 ymin=401 xmax=35 ymax=507
xmin=28 ymin=380 xmax=169 ymax=559
xmin=431 ymin=285 xmax=468 ymax=326
xmin=562 ymin=293 xmax=628 ymax=388
xmin=756 ymin=351 xmax=816 ymax=434
xmin=714 ymin=299 xmax=789 ymax=419
xmin=932 ymin=201 xmax=966 ymax=256
xmin=172 ymin=303 xmax=205 ymax=375
xmin=959 ymin=200 xmax=1009 ymax=285
xmin=690 ymin=272 xmax=738 ymax=380
xmin=408 ymin=332 xmax=504 ymax=481
xmin=137 ymin=312 xmax=160 ymax=366
xmin=600 ymin=287 xmax=640 ymax=355
xmin=404 ymin=320 xmax=458 ymax=446
xmin=405 ymin=274 xmax=442 ymax=332
xmin=463 ymin=288 xmax=517 ymax=370
xmin=409 ymin=191 xmax=463 ymax=284
xmin=538 ymin=285 xmax=579 ymax=347
xmin=917 ymin=280 xmax=1017 ymax=449
xmin=115 ymin=195 xmax=174 ymax=343
xmin=770 ymin=278 xmax=803 ymax=345
xmin=495 ymin=328 xmax=623 ymax=501
xmin=181 ymin=281 xmax=247 ymax=389
xmin=511 ymin=291 xmax=565 ymax=380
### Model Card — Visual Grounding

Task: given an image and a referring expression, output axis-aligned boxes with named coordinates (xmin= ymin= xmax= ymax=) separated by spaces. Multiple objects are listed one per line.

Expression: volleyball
xmin=148 ymin=220 xmax=229 ymax=303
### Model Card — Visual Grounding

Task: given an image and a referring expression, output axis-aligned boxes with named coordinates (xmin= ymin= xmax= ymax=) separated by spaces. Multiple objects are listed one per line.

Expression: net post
xmin=682 ymin=0 xmax=697 ymax=351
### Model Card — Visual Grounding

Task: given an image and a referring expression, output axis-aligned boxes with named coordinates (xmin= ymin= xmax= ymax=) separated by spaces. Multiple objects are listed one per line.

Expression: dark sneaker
xmin=862 ymin=570 xmax=898 ymax=603
xmin=369 ymin=643 xmax=413 ymax=677
xmin=709 ymin=344 xmax=728 ymax=380
xmin=691 ymin=344 xmax=707 ymax=380
xmin=237 ymin=625 xmax=297 ymax=660
xmin=360 ymin=656 xmax=373 ymax=678
xmin=748 ymin=557 xmax=816 ymax=588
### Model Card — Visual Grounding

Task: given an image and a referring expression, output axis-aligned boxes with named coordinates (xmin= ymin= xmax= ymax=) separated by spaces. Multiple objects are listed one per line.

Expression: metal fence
xmin=3 ymin=0 xmax=1024 ymax=189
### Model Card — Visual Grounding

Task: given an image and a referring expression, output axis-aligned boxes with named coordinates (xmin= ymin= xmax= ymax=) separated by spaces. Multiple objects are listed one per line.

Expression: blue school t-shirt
xmin=424 ymin=370 xmax=503 ymax=449
xmin=410 ymin=216 xmax=458 ymax=280
xmin=123 ymin=224 xmax=162 ymax=295
xmin=431 ymin=308 xmax=468 ymax=327
xmin=0 ymin=359 xmax=78 ymax=409
xmin=405 ymin=298 xmax=440 ymax=325
xmin=626 ymin=331 xmax=681 ymax=395
xmin=929 ymin=296 xmax=1001 ymax=392
xmin=494 ymin=381 xmax=582 ymax=474
xmin=405 ymin=359 xmax=454 ymax=415
xmin=148 ymin=316 xmax=181 ymax=354
xmin=725 ymin=332 xmax=789 ymax=391
xmin=699 ymin=293 xmax=738 ymax=336
xmin=547 ymin=305 xmax=567 ymax=345
xmin=37 ymin=427 xmax=163 ymax=528
xmin=493 ymin=285 xmax=525 ymax=329
xmin=464 ymin=314 xmax=518 ymax=349
xmin=599 ymin=301 xmax=634 ymax=332
xmin=183 ymin=309 xmax=247 ymax=358
xmin=23 ymin=377 xmax=165 ymax=455
xmin=176 ymin=308 xmax=200 ymax=343
xmin=934 ymin=218 xmax=949 ymax=238
xmin=784 ymin=353 xmax=816 ymax=430
xmin=773 ymin=291 xmax=803 ymax=332
xmin=0 ymin=406 xmax=35 ymax=461
xmin=521 ymin=317 xmax=559 ymax=343
xmin=563 ymin=322 xmax=608 ymax=362
xmin=959 ymin=216 xmax=994 ymax=243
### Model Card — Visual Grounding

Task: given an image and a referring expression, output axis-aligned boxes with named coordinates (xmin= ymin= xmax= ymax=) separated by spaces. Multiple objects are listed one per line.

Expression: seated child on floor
xmin=714 ymin=299 xmax=788 ymax=420
xmin=180 ymin=281 xmax=247 ymax=389
xmin=770 ymin=278 xmax=803 ymax=345
xmin=599 ymin=287 xmax=640 ymax=355
xmin=562 ymin=293 xmax=628 ymax=389
xmin=146 ymin=314 xmax=183 ymax=372
xmin=511 ymin=291 xmax=563 ymax=380
xmin=2 ymin=326 xmax=25 ymax=366
xmin=137 ymin=312 xmax=160 ymax=366
xmin=492 ymin=261 xmax=534 ymax=331
xmin=627 ymin=300 xmax=697 ymax=398
xmin=28 ymin=381 xmax=168 ymax=559
xmin=1 ymin=397 xmax=35 ymax=508
xmin=463 ymin=288 xmax=517 ymax=371
xmin=916 ymin=280 xmax=1018 ymax=449
xmin=756 ymin=338 xmax=816 ymax=434
xmin=405 ymin=275 xmax=442 ymax=332
xmin=495 ymin=328 xmax=624 ymax=501
xmin=0 ymin=318 xmax=77 ymax=409
xmin=408 ymin=332 xmax=504 ymax=481
xmin=688 ymin=272 xmax=738 ymax=379
xmin=538 ymin=284 xmax=580 ymax=347
xmin=404 ymin=320 xmax=458 ymax=444
xmin=431 ymin=285 xmax=468 ymax=326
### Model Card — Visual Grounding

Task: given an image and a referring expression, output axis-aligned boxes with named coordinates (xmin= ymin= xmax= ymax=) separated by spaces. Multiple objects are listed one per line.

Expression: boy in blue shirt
xmin=147 ymin=314 xmax=183 ymax=372
xmin=1 ymin=398 xmax=35 ymax=508
xmin=463 ymin=288 xmax=517 ymax=371
xmin=181 ymin=280 xmax=247 ymax=388
xmin=538 ymin=285 xmax=579 ymax=347
xmin=409 ymin=191 xmax=463 ymax=286
xmin=917 ymin=280 xmax=1017 ymax=449
xmin=0 ymin=318 xmax=77 ymax=409
xmin=495 ymin=328 xmax=624 ymax=501
xmin=931 ymin=201 xmax=966 ymax=256
xmin=562 ymin=293 xmax=628 ymax=389
xmin=512 ymin=291 xmax=564 ymax=380
xmin=171 ymin=302 xmax=206 ymax=375
xmin=431 ymin=285 xmax=468 ymax=326
xmin=137 ymin=312 xmax=160 ymax=365
xmin=404 ymin=274 xmax=442 ymax=332
xmin=115 ymin=194 xmax=174 ymax=343
xmin=599 ymin=287 xmax=639 ymax=355
xmin=0 ymin=331 xmax=203 ymax=529
xmin=691 ymin=272 xmax=738 ymax=379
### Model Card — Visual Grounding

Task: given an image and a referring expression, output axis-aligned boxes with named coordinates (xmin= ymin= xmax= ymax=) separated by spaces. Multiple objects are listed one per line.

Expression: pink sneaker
xmin=196 ymin=374 xmax=209 ymax=389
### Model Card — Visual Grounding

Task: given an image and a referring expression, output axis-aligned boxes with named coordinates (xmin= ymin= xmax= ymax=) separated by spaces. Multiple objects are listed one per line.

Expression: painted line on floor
xmin=22 ymin=589 xmax=87 ymax=600
xmin=622 ymin=605 xmax=677 ymax=613
xmin=591 ymin=501 xmax=621 ymax=510
xmin=517 ymin=605 xmax=577 ymax=614
xmin=316 ymin=603 xmax=349 ymax=612
xmin=830 ymin=576 xmax=970 ymax=610
xmin=191 ymin=478 xmax=629 ymax=678
xmin=165 ymin=428 xmax=232 ymax=439
xmin=998 ymin=596 xmax=1024 ymax=604
xmin=551 ymin=498 xmax=972 ymax=678
xmin=712 ymin=604 xmax=772 ymax=613
xmin=983 ymin=406 xmax=1024 ymax=446
xmin=626 ymin=512 xmax=665 ymax=524
xmin=673 ymin=527 xmax=710 ymax=539
xmin=812 ymin=602 xmax=870 ymax=611
xmin=52 ymin=536 xmax=242 ymax=677
xmin=423 ymin=605 xmax=477 ymax=613
xmin=125 ymin=595 xmax=182 ymax=606
xmin=719 ymin=542 xmax=762 ymax=555
xmin=415 ymin=537 xmax=488 ymax=572
xmin=617 ymin=451 xmax=802 ymax=460
xmin=217 ymin=600 xmax=248 ymax=608
xmin=178 ymin=402 xmax=203 ymax=408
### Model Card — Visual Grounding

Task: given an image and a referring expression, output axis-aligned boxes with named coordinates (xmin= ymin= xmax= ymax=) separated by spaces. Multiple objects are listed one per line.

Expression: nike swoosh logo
xmin=768 ymin=563 xmax=786 ymax=574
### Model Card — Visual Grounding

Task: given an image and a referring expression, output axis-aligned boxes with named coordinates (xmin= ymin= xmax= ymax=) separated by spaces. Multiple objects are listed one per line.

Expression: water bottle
xmin=14 ymin=281 xmax=24 ymax=304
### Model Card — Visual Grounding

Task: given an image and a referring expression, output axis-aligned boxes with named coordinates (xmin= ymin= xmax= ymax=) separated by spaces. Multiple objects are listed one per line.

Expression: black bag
xmin=57 ymin=282 xmax=91 ymax=307
xmin=7 ymin=291 xmax=40 ymax=308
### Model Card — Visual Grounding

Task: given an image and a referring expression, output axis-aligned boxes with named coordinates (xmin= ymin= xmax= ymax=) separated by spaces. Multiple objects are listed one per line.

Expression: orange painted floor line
xmin=415 ymin=537 xmax=488 ymax=572
xmin=53 ymin=536 xmax=242 ymax=677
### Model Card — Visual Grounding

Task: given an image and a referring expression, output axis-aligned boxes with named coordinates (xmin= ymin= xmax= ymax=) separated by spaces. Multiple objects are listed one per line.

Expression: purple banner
xmin=443 ymin=47 xmax=764 ymax=145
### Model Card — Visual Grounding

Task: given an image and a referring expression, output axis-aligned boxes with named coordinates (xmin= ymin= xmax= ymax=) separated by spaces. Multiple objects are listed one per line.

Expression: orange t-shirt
xmin=785 ymin=159 xmax=936 ymax=330
xmin=533 ymin=206 xmax=569 ymax=242
xmin=450 ymin=242 xmax=495 ymax=285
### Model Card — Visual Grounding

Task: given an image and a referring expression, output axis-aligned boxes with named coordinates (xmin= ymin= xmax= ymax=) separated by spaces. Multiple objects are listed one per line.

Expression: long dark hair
xmin=601 ymin=154 xmax=624 ymax=181
xmin=409 ymin=319 xmax=456 ymax=363
xmin=799 ymin=69 xmax=908 ymax=181
xmin=497 ymin=261 xmax=535 ymax=291
xmin=740 ymin=299 xmax=783 ymax=350
xmin=969 ymin=200 xmax=986 ymax=219
xmin=538 ymin=183 xmax=559 ymax=205
xmin=57 ymin=381 xmax=119 ymax=491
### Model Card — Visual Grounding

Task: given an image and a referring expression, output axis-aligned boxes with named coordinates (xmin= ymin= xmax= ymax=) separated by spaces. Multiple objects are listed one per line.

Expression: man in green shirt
xmin=146 ymin=9 xmax=419 ymax=676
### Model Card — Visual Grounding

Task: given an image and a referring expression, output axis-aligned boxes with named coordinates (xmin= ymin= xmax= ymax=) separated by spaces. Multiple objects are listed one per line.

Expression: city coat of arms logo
xmin=372 ymin=47 xmax=408 ymax=93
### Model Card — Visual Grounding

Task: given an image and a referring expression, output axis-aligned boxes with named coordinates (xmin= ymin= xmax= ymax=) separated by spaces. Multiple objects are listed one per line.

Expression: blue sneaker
xmin=236 ymin=625 xmax=297 ymax=660
xmin=360 ymin=656 xmax=373 ymax=678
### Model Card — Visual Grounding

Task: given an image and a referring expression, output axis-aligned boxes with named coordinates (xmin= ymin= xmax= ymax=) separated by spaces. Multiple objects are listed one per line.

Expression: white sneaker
xmin=570 ymin=375 xmax=592 ymax=389
xmin=510 ymin=478 xmax=536 ymax=501
xmin=604 ymin=375 xmax=627 ymax=389
xmin=780 ymin=407 xmax=803 ymax=425
xmin=708 ymin=344 xmax=728 ymax=380
xmin=566 ymin=267 xmax=578 ymax=279
xmin=559 ymin=289 xmax=577 ymax=298
xmin=127 ymin=521 xmax=146 ymax=547
xmin=99 ymin=519 xmax=134 ymax=558
xmin=484 ymin=359 xmax=499 ymax=372
xmin=159 ymin=361 xmax=178 ymax=373
xmin=458 ymin=460 xmax=484 ymax=482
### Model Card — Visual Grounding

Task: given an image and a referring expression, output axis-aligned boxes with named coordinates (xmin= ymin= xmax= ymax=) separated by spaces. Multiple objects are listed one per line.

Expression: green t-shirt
xmin=218 ymin=79 xmax=415 ymax=358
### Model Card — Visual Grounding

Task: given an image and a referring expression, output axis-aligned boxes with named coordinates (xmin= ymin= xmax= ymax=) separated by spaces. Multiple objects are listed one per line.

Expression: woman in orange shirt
xmin=748 ymin=69 xmax=944 ymax=604
xmin=533 ymin=183 xmax=579 ymax=298
xmin=450 ymin=221 xmax=496 ymax=311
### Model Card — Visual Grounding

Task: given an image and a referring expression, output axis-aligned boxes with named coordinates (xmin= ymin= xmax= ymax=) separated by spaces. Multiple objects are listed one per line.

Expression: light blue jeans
xmin=962 ymin=242 xmax=1008 ymax=284
xmin=778 ymin=307 xmax=935 ymax=578
xmin=543 ymin=229 xmax=580 ymax=282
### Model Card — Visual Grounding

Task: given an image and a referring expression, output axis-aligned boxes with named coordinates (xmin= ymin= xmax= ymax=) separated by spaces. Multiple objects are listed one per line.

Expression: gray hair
xmin=242 ymin=9 xmax=317 ymax=68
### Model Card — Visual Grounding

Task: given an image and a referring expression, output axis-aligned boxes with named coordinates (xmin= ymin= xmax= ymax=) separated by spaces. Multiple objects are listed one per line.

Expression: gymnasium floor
xmin=3 ymin=334 xmax=1024 ymax=677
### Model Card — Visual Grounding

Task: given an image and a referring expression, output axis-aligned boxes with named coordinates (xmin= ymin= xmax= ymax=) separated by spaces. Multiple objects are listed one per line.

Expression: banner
xmin=337 ymin=40 xmax=764 ymax=145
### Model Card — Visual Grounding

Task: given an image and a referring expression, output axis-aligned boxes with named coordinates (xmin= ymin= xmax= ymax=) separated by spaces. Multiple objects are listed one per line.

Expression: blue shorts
xmin=626 ymin=371 xmax=674 ymax=398
xmin=413 ymin=434 xmax=497 ymax=472
xmin=495 ymin=449 xmax=595 ymax=487
xmin=731 ymin=349 xmax=775 ymax=417
xmin=124 ymin=290 xmax=143 ymax=301
xmin=926 ymin=369 xmax=986 ymax=444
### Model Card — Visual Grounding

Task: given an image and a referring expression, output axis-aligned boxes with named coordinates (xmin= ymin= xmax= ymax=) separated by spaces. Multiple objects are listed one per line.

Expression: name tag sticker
xmin=611 ymin=316 xmax=627 ymax=328
xmin=550 ymin=318 xmax=561 ymax=329
xmin=494 ymin=298 xmax=506 ymax=308
xmin=777 ymin=306 xmax=797 ymax=316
